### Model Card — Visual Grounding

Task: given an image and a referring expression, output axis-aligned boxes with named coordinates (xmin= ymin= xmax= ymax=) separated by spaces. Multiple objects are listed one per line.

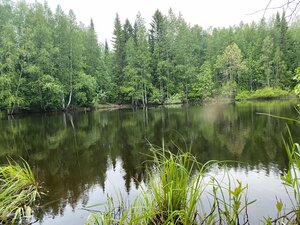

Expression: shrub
xmin=165 ymin=93 xmax=183 ymax=104
xmin=236 ymin=87 xmax=290 ymax=101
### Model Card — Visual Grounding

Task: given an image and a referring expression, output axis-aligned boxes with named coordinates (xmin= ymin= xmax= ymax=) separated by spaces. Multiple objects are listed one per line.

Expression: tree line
xmin=0 ymin=0 xmax=299 ymax=113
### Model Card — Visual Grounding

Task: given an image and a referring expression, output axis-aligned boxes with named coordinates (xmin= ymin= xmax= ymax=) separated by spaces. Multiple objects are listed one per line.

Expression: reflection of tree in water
xmin=218 ymin=127 xmax=250 ymax=157
xmin=0 ymin=114 xmax=109 ymax=220
xmin=262 ymin=114 xmax=281 ymax=160
xmin=159 ymin=102 xmax=295 ymax=169
xmin=0 ymin=101 xmax=298 ymax=220
xmin=216 ymin=106 xmax=250 ymax=157
xmin=241 ymin=101 xmax=293 ymax=169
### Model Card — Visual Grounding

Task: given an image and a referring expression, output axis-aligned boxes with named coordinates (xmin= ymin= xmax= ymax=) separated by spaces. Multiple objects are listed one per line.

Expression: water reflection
xmin=0 ymin=100 xmax=299 ymax=224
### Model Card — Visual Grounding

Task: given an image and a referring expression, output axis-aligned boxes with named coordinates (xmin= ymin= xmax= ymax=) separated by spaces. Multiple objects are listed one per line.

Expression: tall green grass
xmin=0 ymin=160 xmax=41 ymax=224
xmin=146 ymin=147 xmax=207 ymax=224
xmin=236 ymin=87 xmax=291 ymax=101
xmin=85 ymin=146 xmax=252 ymax=225
xmin=270 ymin=128 xmax=300 ymax=224
xmin=260 ymin=106 xmax=300 ymax=224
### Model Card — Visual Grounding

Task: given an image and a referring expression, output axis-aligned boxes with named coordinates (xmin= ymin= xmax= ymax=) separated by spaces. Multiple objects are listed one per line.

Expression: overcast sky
xmin=24 ymin=0 xmax=286 ymax=44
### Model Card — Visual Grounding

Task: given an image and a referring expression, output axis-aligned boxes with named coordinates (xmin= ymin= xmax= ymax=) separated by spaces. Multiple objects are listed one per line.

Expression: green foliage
xmin=74 ymin=72 xmax=97 ymax=106
xmin=257 ymin=108 xmax=300 ymax=224
xmin=121 ymin=14 xmax=152 ymax=106
xmin=143 ymin=148 xmax=204 ymax=224
xmin=273 ymin=127 xmax=300 ymax=224
xmin=220 ymin=80 xmax=238 ymax=98
xmin=261 ymin=36 xmax=274 ymax=87
xmin=0 ymin=74 xmax=25 ymax=113
xmin=0 ymin=2 xmax=298 ymax=112
xmin=149 ymin=87 xmax=163 ymax=104
xmin=85 ymin=147 xmax=254 ymax=225
xmin=294 ymin=67 xmax=300 ymax=97
xmin=32 ymin=74 xmax=63 ymax=110
xmin=235 ymin=90 xmax=251 ymax=101
xmin=0 ymin=1 xmax=110 ymax=112
xmin=164 ymin=93 xmax=183 ymax=104
xmin=236 ymin=87 xmax=290 ymax=100
xmin=0 ymin=160 xmax=41 ymax=224
xmin=282 ymin=129 xmax=300 ymax=198
xmin=215 ymin=43 xmax=246 ymax=84
xmin=189 ymin=61 xmax=214 ymax=101
xmin=210 ymin=178 xmax=253 ymax=225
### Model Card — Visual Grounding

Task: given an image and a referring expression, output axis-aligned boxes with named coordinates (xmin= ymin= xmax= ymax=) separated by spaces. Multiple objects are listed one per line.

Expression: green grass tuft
xmin=85 ymin=146 xmax=253 ymax=225
xmin=0 ymin=159 xmax=41 ymax=224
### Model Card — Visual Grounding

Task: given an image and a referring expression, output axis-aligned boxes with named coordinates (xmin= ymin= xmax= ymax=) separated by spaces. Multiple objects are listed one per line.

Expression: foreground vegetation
xmin=0 ymin=160 xmax=41 ymax=224
xmin=84 ymin=137 xmax=300 ymax=225
xmin=0 ymin=0 xmax=300 ymax=113
xmin=85 ymin=148 xmax=253 ymax=225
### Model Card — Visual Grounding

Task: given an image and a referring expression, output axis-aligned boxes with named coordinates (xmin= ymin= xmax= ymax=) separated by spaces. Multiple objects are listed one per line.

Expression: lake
xmin=0 ymin=100 xmax=300 ymax=224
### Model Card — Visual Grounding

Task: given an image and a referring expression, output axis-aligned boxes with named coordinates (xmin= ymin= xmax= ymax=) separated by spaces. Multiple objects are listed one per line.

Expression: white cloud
xmin=23 ymin=0 xmax=282 ymax=44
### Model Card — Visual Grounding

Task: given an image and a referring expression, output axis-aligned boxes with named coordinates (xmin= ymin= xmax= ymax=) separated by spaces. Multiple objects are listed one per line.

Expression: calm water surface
xmin=0 ymin=100 xmax=300 ymax=224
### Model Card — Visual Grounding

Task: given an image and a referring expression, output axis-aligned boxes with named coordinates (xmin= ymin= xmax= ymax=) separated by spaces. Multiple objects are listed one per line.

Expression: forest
xmin=0 ymin=0 xmax=300 ymax=113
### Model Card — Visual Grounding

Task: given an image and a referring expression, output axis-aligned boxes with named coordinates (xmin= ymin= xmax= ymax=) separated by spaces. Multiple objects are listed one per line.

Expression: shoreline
xmin=1 ymin=96 xmax=298 ymax=116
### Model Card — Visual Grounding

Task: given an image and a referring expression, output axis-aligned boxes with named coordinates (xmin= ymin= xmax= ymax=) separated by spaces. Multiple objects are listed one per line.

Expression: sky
xmin=24 ymin=0 xmax=287 ymax=44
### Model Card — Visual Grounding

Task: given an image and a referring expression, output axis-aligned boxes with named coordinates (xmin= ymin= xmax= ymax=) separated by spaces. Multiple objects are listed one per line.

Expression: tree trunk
xmin=11 ymin=65 xmax=23 ymax=115
xmin=62 ymin=94 xmax=65 ymax=109
xmin=185 ymin=80 xmax=188 ymax=102
xmin=144 ymin=84 xmax=148 ymax=105
xmin=160 ymin=81 xmax=164 ymax=103
xmin=66 ymin=90 xmax=72 ymax=110
xmin=266 ymin=62 xmax=270 ymax=87
xmin=142 ymin=89 xmax=145 ymax=107
xmin=66 ymin=33 xmax=74 ymax=110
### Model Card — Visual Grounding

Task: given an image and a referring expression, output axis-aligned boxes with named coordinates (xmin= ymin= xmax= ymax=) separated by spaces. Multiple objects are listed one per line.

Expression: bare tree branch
xmin=247 ymin=0 xmax=297 ymax=15
xmin=248 ymin=0 xmax=300 ymax=22
xmin=287 ymin=1 xmax=300 ymax=22
xmin=264 ymin=0 xmax=273 ymax=17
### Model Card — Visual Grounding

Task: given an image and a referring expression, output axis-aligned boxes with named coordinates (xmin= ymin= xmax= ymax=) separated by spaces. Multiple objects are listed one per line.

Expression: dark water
xmin=0 ymin=100 xmax=300 ymax=224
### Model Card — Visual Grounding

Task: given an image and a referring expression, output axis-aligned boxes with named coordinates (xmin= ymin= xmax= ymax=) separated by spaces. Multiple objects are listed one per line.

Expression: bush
xmin=236 ymin=87 xmax=291 ymax=101
xmin=165 ymin=93 xmax=183 ymax=104
xmin=220 ymin=81 xmax=238 ymax=99
xmin=149 ymin=88 xmax=163 ymax=104
xmin=294 ymin=67 xmax=300 ymax=97
xmin=235 ymin=90 xmax=251 ymax=101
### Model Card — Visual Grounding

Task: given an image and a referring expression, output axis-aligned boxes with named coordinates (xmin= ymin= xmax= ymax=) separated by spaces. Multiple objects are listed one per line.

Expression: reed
xmin=85 ymin=146 xmax=252 ymax=225
xmin=260 ymin=108 xmax=300 ymax=224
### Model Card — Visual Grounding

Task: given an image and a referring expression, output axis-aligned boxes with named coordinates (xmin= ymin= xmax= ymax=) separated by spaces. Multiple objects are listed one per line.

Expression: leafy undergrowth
xmin=236 ymin=87 xmax=292 ymax=101
xmin=164 ymin=94 xmax=183 ymax=105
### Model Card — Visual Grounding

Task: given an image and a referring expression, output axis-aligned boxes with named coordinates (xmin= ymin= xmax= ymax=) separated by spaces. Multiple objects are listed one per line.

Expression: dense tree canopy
xmin=0 ymin=0 xmax=299 ymax=113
